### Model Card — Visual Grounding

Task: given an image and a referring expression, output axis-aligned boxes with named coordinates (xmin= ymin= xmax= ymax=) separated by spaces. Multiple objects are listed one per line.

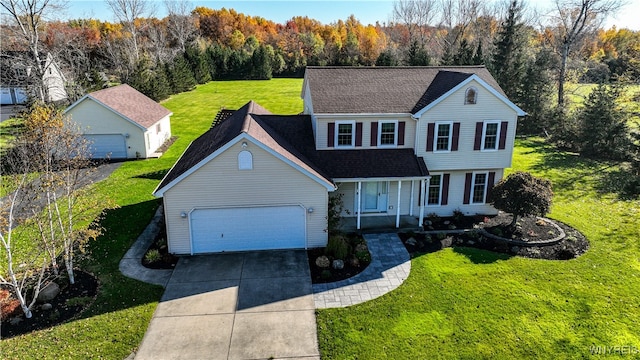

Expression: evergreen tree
xmin=250 ymin=45 xmax=273 ymax=79
xmin=126 ymin=58 xmax=170 ymax=101
xmin=184 ymin=45 xmax=211 ymax=84
xmin=453 ymin=39 xmax=474 ymax=65
xmin=578 ymin=83 xmax=630 ymax=160
xmin=491 ymin=0 xmax=528 ymax=101
xmin=440 ymin=46 xmax=455 ymax=66
xmin=473 ymin=42 xmax=484 ymax=65
xmin=406 ymin=41 xmax=431 ymax=66
xmin=518 ymin=49 xmax=555 ymax=135
xmin=166 ymin=54 xmax=196 ymax=93
xmin=376 ymin=49 xmax=399 ymax=66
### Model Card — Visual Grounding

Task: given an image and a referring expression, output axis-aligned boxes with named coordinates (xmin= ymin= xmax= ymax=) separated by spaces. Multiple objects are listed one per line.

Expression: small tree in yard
xmin=490 ymin=172 xmax=553 ymax=228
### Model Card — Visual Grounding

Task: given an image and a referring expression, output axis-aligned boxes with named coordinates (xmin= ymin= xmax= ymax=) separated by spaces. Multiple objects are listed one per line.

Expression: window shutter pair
xmin=417 ymin=174 xmax=450 ymax=205
xmin=327 ymin=122 xmax=363 ymax=147
xmin=370 ymin=121 xmax=405 ymax=146
xmin=463 ymin=171 xmax=496 ymax=204
xmin=473 ymin=121 xmax=509 ymax=150
xmin=426 ymin=123 xmax=460 ymax=152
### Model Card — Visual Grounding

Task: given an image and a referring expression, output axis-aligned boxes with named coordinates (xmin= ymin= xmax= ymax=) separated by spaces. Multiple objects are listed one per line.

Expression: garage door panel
xmin=191 ymin=206 xmax=305 ymax=253
xmin=84 ymin=134 xmax=127 ymax=159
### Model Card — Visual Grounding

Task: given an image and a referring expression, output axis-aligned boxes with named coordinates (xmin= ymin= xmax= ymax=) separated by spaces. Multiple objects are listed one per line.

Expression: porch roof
xmin=315 ymin=149 xmax=429 ymax=179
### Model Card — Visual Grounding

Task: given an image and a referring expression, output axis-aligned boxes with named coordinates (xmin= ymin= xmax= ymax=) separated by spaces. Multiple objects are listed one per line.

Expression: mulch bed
xmin=142 ymin=216 xmax=178 ymax=270
xmin=307 ymin=248 xmax=370 ymax=283
xmin=399 ymin=213 xmax=589 ymax=260
xmin=1 ymin=269 xmax=99 ymax=339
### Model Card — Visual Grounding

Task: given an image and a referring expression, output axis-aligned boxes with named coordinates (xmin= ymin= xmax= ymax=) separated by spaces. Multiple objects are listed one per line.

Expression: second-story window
xmin=435 ymin=122 xmax=452 ymax=151
xmin=482 ymin=121 xmax=500 ymax=150
xmin=336 ymin=121 xmax=354 ymax=147
xmin=379 ymin=121 xmax=397 ymax=146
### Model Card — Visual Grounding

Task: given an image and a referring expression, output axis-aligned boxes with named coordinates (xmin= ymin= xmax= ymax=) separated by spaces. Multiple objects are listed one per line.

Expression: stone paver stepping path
xmin=312 ymin=233 xmax=411 ymax=309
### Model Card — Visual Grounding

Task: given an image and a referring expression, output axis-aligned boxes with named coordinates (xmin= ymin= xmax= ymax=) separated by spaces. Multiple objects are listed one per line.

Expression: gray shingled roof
xmin=156 ymin=101 xmax=429 ymax=194
xmin=88 ymin=84 xmax=172 ymax=128
xmin=304 ymin=66 xmax=505 ymax=114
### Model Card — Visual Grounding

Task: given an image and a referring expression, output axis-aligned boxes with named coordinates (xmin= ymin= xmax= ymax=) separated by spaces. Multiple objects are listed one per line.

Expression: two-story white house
xmin=153 ymin=66 xmax=525 ymax=255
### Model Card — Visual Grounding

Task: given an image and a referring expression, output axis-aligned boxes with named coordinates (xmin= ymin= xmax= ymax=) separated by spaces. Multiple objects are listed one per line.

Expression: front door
xmin=362 ymin=181 xmax=388 ymax=212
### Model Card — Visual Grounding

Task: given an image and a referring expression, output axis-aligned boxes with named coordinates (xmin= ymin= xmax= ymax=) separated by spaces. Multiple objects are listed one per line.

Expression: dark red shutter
xmin=463 ymin=173 xmax=472 ymax=204
xmin=426 ymin=123 xmax=435 ymax=151
xmin=370 ymin=121 xmax=378 ymax=146
xmin=355 ymin=122 xmax=363 ymax=147
xmin=474 ymin=122 xmax=483 ymax=150
xmin=327 ymin=122 xmax=335 ymax=147
xmin=398 ymin=121 xmax=405 ymax=145
xmin=441 ymin=174 xmax=450 ymax=205
xmin=486 ymin=172 xmax=496 ymax=203
xmin=451 ymin=122 xmax=460 ymax=151
xmin=498 ymin=121 xmax=508 ymax=150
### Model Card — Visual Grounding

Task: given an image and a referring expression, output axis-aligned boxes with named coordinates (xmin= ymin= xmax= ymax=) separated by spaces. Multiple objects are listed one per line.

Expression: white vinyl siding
xmin=314 ymin=114 xmax=415 ymax=150
xmin=415 ymin=79 xmax=517 ymax=171
xmin=162 ymin=141 xmax=328 ymax=254
xmin=410 ymin=170 xmax=502 ymax=216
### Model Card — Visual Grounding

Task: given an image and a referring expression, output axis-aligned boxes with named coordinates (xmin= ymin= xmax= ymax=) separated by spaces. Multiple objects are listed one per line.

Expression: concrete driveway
xmin=135 ymin=250 xmax=319 ymax=360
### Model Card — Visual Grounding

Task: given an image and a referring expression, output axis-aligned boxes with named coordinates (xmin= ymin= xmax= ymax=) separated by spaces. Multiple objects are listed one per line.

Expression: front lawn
xmin=1 ymin=79 xmax=304 ymax=358
xmin=316 ymin=138 xmax=640 ymax=359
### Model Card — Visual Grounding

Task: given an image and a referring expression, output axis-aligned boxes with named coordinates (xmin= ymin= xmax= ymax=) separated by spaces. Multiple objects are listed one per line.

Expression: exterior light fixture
xmin=180 ymin=212 xmax=187 ymax=218
xmin=307 ymin=208 xmax=314 ymax=213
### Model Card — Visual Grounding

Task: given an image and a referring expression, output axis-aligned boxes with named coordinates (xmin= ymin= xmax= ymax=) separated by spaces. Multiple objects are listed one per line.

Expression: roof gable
xmin=69 ymin=84 xmax=172 ymax=129
xmin=154 ymin=101 xmax=335 ymax=196
xmin=303 ymin=66 xmax=507 ymax=114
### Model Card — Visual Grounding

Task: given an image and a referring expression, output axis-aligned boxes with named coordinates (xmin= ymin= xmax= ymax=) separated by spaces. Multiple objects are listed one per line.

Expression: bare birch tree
xmin=438 ymin=0 xmax=482 ymax=59
xmin=0 ymin=0 xmax=67 ymax=102
xmin=547 ymin=0 xmax=624 ymax=109
xmin=165 ymin=0 xmax=196 ymax=52
xmin=393 ymin=0 xmax=440 ymax=46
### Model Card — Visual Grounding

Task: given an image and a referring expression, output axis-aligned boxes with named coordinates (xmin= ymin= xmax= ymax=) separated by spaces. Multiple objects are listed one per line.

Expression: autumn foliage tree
xmin=490 ymin=172 xmax=553 ymax=228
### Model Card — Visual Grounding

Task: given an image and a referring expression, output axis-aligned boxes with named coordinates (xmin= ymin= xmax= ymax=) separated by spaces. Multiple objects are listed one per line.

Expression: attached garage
xmin=190 ymin=205 xmax=306 ymax=254
xmin=84 ymin=134 xmax=127 ymax=159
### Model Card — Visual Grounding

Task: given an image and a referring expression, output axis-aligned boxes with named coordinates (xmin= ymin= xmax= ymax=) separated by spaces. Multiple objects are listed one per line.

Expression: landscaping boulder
xmin=354 ymin=243 xmax=368 ymax=253
xmin=440 ymin=237 xmax=453 ymax=248
xmin=37 ymin=282 xmax=60 ymax=303
xmin=332 ymin=259 xmax=345 ymax=270
xmin=406 ymin=237 xmax=417 ymax=246
xmin=315 ymin=255 xmax=330 ymax=268
xmin=41 ymin=303 xmax=53 ymax=311
xmin=349 ymin=257 xmax=360 ymax=267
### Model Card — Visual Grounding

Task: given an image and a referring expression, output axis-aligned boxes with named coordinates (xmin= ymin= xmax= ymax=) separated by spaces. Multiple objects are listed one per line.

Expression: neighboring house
xmin=0 ymin=52 xmax=67 ymax=104
xmin=153 ymin=66 xmax=525 ymax=255
xmin=65 ymin=84 xmax=172 ymax=159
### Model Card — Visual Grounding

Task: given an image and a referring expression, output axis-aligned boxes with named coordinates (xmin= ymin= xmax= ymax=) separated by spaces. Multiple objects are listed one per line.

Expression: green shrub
xmin=321 ymin=270 xmax=332 ymax=280
xmin=144 ymin=249 xmax=162 ymax=263
xmin=326 ymin=235 xmax=350 ymax=260
xmin=427 ymin=213 xmax=441 ymax=225
xmin=452 ymin=209 xmax=465 ymax=224
xmin=491 ymin=227 xmax=504 ymax=237
xmin=355 ymin=250 xmax=371 ymax=264
xmin=436 ymin=232 xmax=446 ymax=240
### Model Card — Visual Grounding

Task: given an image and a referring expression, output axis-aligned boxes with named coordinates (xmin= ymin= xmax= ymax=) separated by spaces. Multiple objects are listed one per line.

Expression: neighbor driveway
xmin=134 ymin=250 xmax=320 ymax=360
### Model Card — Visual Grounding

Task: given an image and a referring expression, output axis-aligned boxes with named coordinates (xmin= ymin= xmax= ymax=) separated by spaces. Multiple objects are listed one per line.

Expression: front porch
xmin=339 ymin=215 xmax=420 ymax=233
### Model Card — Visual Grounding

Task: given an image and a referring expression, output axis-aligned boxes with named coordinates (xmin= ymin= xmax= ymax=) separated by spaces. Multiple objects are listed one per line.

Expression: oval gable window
xmin=465 ymin=87 xmax=477 ymax=105
xmin=238 ymin=150 xmax=253 ymax=170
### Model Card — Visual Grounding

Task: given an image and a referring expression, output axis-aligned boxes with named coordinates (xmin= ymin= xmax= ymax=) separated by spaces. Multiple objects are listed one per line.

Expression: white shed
xmin=65 ymin=84 xmax=172 ymax=159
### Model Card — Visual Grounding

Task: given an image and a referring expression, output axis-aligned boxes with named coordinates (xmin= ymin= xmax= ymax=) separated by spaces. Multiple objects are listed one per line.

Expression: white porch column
xmin=409 ymin=180 xmax=414 ymax=216
xmin=395 ymin=180 xmax=402 ymax=228
xmin=356 ymin=181 xmax=362 ymax=230
xmin=418 ymin=178 xmax=428 ymax=229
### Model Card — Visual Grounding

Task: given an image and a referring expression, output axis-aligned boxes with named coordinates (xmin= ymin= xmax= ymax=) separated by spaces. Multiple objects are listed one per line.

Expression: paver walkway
xmin=312 ymin=233 xmax=411 ymax=308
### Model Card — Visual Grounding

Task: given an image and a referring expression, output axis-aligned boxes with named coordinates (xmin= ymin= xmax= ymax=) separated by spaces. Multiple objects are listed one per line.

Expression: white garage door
xmin=190 ymin=206 xmax=306 ymax=253
xmin=84 ymin=134 xmax=127 ymax=159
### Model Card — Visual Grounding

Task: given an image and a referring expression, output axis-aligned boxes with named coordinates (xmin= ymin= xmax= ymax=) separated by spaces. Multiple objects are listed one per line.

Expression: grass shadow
xmin=452 ymin=246 xmax=513 ymax=264
xmin=135 ymin=169 xmax=169 ymax=181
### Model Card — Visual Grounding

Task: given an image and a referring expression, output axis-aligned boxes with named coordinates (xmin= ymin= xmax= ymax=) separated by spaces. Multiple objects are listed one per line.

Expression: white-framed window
xmin=378 ymin=120 xmax=398 ymax=147
xmin=156 ymin=123 xmax=162 ymax=134
xmin=238 ymin=150 xmax=253 ymax=170
xmin=335 ymin=121 xmax=355 ymax=147
xmin=427 ymin=174 xmax=442 ymax=206
xmin=481 ymin=121 xmax=501 ymax=151
xmin=471 ymin=172 xmax=488 ymax=204
xmin=434 ymin=121 xmax=453 ymax=152
xmin=465 ymin=87 xmax=477 ymax=104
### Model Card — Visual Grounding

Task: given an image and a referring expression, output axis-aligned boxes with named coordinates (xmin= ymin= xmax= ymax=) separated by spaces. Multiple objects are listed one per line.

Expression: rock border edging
xmin=478 ymin=216 xmax=566 ymax=246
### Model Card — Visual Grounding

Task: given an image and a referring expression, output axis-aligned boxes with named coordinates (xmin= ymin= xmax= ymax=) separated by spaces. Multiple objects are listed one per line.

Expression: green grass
xmin=1 ymin=79 xmax=303 ymax=359
xmin=316 ymin=138 xmax=640 ymax=359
